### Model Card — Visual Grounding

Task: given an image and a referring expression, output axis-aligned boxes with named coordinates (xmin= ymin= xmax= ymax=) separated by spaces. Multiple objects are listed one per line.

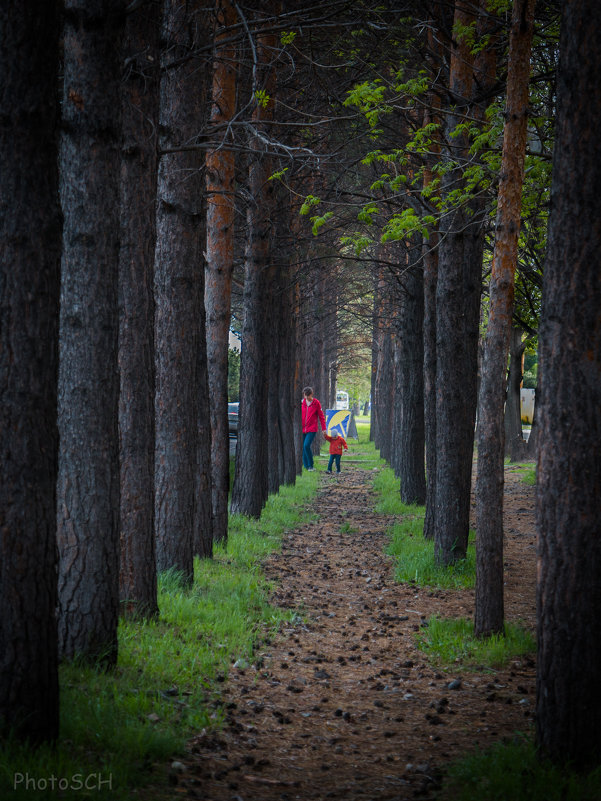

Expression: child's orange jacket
xmin=324 ymin=434 xmax=348 ymax=455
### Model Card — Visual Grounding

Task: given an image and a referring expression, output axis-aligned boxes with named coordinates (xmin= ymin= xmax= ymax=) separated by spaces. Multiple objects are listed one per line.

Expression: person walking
xmin=324 ymin=431 xmax=348 ymax=473
xmin=301 ymin=386 xmax=326 ymax=471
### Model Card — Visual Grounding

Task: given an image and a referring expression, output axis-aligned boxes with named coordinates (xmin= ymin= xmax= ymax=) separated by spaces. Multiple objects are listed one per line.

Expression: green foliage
xmin=452 ymin=18 xmax=478 ymax=49
xmin=300 ymin=194 xmax=321 ymax=215
xmin=254 ymin=89 xmax=270 ymax=108
xmin=227 ymin=346 xmax=240 ymax=401
xmin=344 ymin=79 xmax=391 ymax=129
xmin=339 ymin=232 xmax=374 ymax=256
xmin=310 ymin=211 xmax=334 ymax=235
xmin=269 ymin=166 xmax=289 ymax=182
xmin=381 ymin=208 xmax=437 ymax=242
xmin=416 ymin=616 xmax=535 ymax=670
xmin=522 ymin=349 xmax=538 ymax=388
xmin=443 ymin=737 xmax=601 ymax=801
xmin=280 ymin=31 xmax=297 ymax=46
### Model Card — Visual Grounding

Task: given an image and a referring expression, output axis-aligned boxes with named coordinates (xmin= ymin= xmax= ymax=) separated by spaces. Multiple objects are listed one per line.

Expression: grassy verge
xmin=373 ymin=465 xmax=476 ymax=589
xmin=373 ymin=457 xmax=533 ymax=674
xmin=416 ymin=616 xmax=535 ymax=671
xmin=441 ymin=737 xmax=601 ymax=801
xmin=1 ymin=473 xmax=318 ymax=800
xmin=505 ymin=459 xmax=537 ymax=486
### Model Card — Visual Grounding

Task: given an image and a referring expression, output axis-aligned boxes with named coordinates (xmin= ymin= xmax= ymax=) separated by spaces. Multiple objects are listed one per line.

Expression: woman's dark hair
xmin=303 ymin=386 xmax=313 ymax=397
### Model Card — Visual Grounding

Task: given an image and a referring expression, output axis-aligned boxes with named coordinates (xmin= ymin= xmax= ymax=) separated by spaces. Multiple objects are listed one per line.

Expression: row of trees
xmin=1 ymin=0 xmax=599 ymax=774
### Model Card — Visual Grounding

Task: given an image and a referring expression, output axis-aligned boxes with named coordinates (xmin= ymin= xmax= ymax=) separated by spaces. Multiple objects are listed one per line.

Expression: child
xmin=324 ymin=430 xmax=348 ymax=473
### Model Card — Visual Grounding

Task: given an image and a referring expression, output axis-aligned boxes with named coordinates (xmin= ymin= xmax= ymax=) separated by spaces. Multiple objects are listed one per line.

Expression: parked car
xmin=228 ymin=402 xmax=239 ymax=435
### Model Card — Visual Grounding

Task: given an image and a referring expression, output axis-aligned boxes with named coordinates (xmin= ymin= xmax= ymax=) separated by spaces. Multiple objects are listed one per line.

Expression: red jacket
xmin=302 ymin=398 xmax=326 ymax=433
xmin=324 ymin=434 xmax=348 ymax=455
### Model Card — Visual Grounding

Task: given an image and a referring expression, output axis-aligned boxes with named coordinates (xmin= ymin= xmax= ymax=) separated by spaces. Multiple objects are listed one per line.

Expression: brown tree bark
xmin=230 ymin=23 xmax=277 ymax=517
xmin=0 ymin=0 xmax=61 ymax=742
xmin=398 ymin=240 xmax=426 ymax=505
xmin=374 ymin=286 xmax=395 ymax=462
xmin=434 ymin=0 xmax=479 ymax=566
xmin=57 ymin=0 xmax=125 ymax=665
xmin=474 ymin=0 xmax=535 ymax=638
xmin=155 ymin=0 xmax=211 ymax=581
xmin=205 ymin=0 xmax=237 ymax=545
xmin=422 ymin=159 xmax=440 ymax=537
xmin=536 ymin=0 xmax=601 ymax=769
xmin=370 ymin=269 xmax=381 ymax=445
xmin=119 ymin=0 xmax=160 ymax=620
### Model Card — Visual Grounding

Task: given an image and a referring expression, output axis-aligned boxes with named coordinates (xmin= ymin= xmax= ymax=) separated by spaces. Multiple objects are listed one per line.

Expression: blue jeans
xmin=302 ymin=432 xmax=316 ymax=469
xmin=327 ymin=454 xmax=341 ymax=473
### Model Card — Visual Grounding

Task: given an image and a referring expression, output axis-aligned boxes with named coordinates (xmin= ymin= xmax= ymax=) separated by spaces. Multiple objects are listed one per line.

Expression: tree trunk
xmin=423 ymin=229 xmax=438 ymax=536
xmin=194 ymin=307 xmax=213 ymax=560
xmin=536 ymin=0 xmax=601 ymax=769
xmin=422 ymin=17 xmax=443 ymax=539
xmin=119 ymin=0 xmax=160 ymax=620
xmin=373 ymin=255 xmax=395 ymax=460
xmin=474 ymin=0 xmax=535 ymax=638
xmin=434 ymin=0 xmax=479 ymax=566
xmin=399 ymin=240 xmax=426 ymax=505
xmin=370 ymin=268 xmax=381 ymax=444
xmin=267 ymin=265 xmax=282 ymax=495
xmin=281 ymin=270 xmax=299 ymax=485
xmin=0 ymin=0 xmax=61 ymax=742
xmin=230 ymin=25 xmax=277 ymax=517
xmin=205 ymin=0 xmax=237 ymax=545
xmin=155 ymin=0 xmax=210 ymax=581
xmin=57 ymin=0 xmax=124 ymax=665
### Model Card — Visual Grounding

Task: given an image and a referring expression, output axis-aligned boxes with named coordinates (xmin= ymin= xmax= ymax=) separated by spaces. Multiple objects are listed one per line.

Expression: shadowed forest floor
xmin=150 ymin=461 xmax=536 ymax=800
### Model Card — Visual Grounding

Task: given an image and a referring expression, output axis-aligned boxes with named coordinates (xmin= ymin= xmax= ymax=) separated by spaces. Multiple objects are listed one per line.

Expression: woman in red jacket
xmin=301 ymin=386 xmax=326 ymax=471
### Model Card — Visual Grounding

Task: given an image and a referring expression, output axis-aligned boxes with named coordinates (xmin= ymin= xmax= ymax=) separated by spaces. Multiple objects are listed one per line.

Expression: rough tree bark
xmin=422 ymin=127 xmax=440 ymax=539
xmin=205 ymin=0 xmax=237 ymax=545
xmin=0 ymin=0 xmax=61 ymax=742
xmin=474 ymin=0 xmax=535 ymax=638
xmin=119 ymin=0 xmax=160 ymax=620
xmin=230 ymin=23 xmax=277 ymax=517
xmin=373 ymin=249 xmax=395 ymax=461
xmin=434 ymin=0 xmax=480 ymax=566
xmin=267 ymin=262 xmax=282 ymax=495
xmin=536 ymin=0 xmax=601 ymax=769
xmin=57 ymin=0 xmax=125 ymax=665
xmin=155 ymin=0 xmax=211 ymax=581
xmin=370 ymin=268 xmax=381 ymax=445
xmin=398 ymin=239 xmax=426 ymax=505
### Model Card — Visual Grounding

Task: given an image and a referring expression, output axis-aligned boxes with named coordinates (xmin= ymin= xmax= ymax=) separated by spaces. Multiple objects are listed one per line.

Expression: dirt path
xmin=175 ymin=463 xmax=537 ymax=800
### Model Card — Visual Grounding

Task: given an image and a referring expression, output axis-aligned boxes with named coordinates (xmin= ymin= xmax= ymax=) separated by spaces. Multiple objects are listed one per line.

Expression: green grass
xmin=441 ymin=737 xmax=601 ymax=801
xmin=416 ymin=616 xmax=535 ymax=671
xmin=339 ymin=521 xmax=358 ymax=534
xmin=505 ymin=459 xmax=537 ymax=486
xmin=387 ymin=522 xmax=476 ymax=589
xmin=373 ymin=467 xmax=423 ymax=516
xmin=0 ymin=471 xmax=319 ymax=800
xmin=372 ymin=462 xmax=476 ymax=588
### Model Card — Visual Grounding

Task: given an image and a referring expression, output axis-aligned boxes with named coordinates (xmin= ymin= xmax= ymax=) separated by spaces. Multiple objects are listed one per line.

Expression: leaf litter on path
xmin=168 ymin=464 xmax=536 ymax=800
